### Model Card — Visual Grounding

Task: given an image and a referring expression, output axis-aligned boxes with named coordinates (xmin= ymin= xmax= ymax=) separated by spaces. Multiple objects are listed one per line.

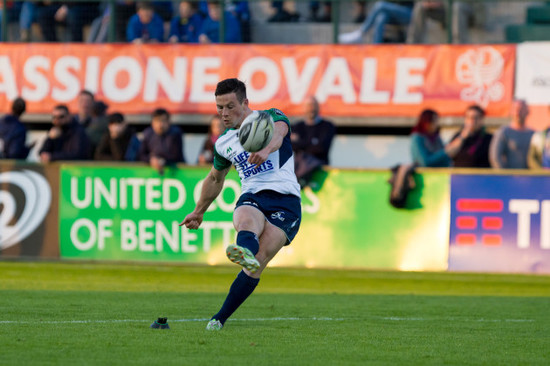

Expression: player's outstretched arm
xmin=248 ymin=121 xmax=289 ymax=166
xmin=180 ymin=166 xmax=230 ymax=229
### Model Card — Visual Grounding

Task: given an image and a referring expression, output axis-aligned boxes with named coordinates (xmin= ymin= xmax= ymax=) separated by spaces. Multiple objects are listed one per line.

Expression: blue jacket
xmin=0 ymin=114 xmax=29 ymax=159
xmin=39 ymin=119 xmax=92 ymax=161
xmin=139 ymin=125 xmax=185 ymax=164
xmin=126 ymin=13 xmax=165 ymax=42
xmin=199 ymin=10 xmax=242 ymax=43
xmin=169 ymin=13 xmax=204 ymax=43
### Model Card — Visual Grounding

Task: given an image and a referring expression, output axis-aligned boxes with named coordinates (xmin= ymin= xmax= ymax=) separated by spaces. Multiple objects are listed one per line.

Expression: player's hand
xmin=248 ymin=149 xmax=269 ymax=168
xmin=179 ymin=212 xmax=203 ymax=229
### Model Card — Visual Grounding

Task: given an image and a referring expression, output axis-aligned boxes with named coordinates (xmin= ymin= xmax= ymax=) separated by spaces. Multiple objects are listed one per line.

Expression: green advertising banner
xmin=59 ymin=165 xmax=450 ymax=270
xmin=59 ymin=165 xmax=239 ymax=263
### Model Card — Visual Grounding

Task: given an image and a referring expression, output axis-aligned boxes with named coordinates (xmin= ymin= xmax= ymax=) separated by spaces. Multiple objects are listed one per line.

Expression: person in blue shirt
xmin=126 ymin=2 xmax=165 ymax=43
xmin=198 ymin=1 xmax=242 ymax=43
xmin=410 ymin=109 xmax=464 ymax=167
xmin=169 ymin=1 xmax=205 ymax=43
xmin=0 ymin=97 xmax=30 ymax=160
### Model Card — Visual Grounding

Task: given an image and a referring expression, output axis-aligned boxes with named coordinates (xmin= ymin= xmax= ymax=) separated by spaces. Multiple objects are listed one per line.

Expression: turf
xmin=1 ymin=261 xmax=549 ymax=365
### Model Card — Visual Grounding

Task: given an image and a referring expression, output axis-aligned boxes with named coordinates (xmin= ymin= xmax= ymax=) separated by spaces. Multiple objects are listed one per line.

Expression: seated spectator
xmin=88 ymin=1 xmax=137 ymax=43
xmin=353 ymin=1 xmax=367 ymax=23
xmin=291 ymin=96 xmax=335 ymax=187
xmin=198 ymin=1 xmax=241 ymax=43
xmin=39 ymin=104 xmax=91 ymax=162
xmin=74 ymin=89 xmax=94 ymax=127
xmin=36 ymin=2 xmax=99 ymax=42
xmin=0 ymin=97 xmax=31 ymax=160
xmin=95 ymin=112 xmax=140 ymax=161
xmin=527 ymin=126 xmax=550 ymax=170
xmin=448 ymin=105 xmax=492 ymax=168
xmin=86 ymin=100 xmax=110 ymax=155
xmin=489 ymin=99 xmax=534 ymax=169
xmin=267 ymin=1 xmax=300 ymax=22
xmin=0 ymin=1 xmax=22 ymax=41
xmin=406 ymin=1 xmax=473 ymax=44
xmin=169 ymin=1 xmax=204 ymax=43
xmin=19 ymin=1 xmax=38 ymax=42
xmin=410 ymin=109 xmax=464 ymax=167
xmin=227 ymin=1 xmax=251 ymax=43
xmin=139 ymin=108 xmax=185 ymax=174
xmin=309 ymin=1 xmax=332 ymax=22
xmin=339 ymin=1 xmax=414 ymax=44
xmin=198 ymin=115 xmax=224 ymax=165
xmin=126 ymin=2 xmax=165 ymax=43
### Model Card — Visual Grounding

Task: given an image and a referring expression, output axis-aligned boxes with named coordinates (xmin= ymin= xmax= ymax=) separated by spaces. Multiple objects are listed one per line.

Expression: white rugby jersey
xmin=213 ymin=108 xmax=301 ymax=198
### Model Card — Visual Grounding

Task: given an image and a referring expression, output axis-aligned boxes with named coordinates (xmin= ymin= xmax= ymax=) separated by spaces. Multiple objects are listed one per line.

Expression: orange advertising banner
xmin=0 ymin=43 xmax=515 ymax=117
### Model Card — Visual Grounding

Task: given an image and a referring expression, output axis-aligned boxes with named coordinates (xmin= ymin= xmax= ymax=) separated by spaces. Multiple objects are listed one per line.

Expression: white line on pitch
xmin=0 ymin=317 xmax=345 ymax=325
xmin=0 ymin=316 xmax=534 ymax=325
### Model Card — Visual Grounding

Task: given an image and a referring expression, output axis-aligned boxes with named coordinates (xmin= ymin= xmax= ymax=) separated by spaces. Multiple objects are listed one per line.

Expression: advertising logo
xmin=456 ymin=46 xmax=504 ymax=107
xmin=454 ymin=198 xmax=504 ymax=246
xmin=0 ymin=170 xmax=52 ymax=250
xmin=449 ymin=174 xmax=550 ymax=273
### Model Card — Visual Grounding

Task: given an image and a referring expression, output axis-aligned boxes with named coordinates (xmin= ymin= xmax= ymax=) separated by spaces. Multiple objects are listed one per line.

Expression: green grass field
xmin=1 ymin=261 xmax=549 ymax=365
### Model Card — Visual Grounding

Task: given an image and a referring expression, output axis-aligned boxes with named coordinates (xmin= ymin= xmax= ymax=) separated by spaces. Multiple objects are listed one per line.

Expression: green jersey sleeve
xmin=266 ymin=108 xmax=291 ymax=132
xmin=213 ymin=148 xmax=232 ymax=171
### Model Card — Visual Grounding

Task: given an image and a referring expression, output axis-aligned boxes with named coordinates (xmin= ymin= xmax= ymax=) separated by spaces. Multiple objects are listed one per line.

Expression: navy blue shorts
xmin=236 ymin=190 xmax=301 ymax=245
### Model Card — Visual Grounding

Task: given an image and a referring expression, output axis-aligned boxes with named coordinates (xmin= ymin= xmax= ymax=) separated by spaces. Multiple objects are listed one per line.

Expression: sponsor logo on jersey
xmin=243 ymin=160 xmax=274 ymax=178
xmin=271 ymin=211 xmax=285 ymax=221
xmin=272 ymin=108 xmax=285 ymax=116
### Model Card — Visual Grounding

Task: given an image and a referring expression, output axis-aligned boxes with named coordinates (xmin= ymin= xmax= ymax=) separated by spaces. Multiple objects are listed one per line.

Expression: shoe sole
xmin=226 ymin=244 xmax=260 ymax=273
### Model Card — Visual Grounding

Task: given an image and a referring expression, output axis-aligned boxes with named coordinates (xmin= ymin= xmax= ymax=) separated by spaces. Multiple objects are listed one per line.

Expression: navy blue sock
xmin=237 ymin=230 xmax=259 ymax=255
xmin=212 ymin=270 xmax=260 ymax=325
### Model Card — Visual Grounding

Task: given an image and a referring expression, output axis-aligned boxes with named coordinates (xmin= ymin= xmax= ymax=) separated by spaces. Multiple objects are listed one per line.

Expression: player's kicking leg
xmin=206 ymin=208 xmax=287 ymax=330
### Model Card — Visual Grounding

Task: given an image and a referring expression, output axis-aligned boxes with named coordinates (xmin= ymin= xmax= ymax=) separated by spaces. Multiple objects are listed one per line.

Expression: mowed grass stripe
xmin=1 ymin=261 xmax=549 ymax=296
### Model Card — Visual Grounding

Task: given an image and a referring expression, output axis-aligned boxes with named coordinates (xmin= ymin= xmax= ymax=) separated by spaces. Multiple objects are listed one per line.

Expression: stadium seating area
xmin=505 ymin=1 xmax=550 ymax=42
xmin=0 ymin=1 xmax=541 ymax=44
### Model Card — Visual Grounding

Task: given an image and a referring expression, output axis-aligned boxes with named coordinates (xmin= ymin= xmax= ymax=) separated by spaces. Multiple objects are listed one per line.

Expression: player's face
xmin=215 ymin=93 xmax=248 ymax=129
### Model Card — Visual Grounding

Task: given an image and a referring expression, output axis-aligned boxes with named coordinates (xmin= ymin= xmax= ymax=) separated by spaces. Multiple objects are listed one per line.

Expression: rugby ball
xmin=239 ymin=111 xmax=274 ymax=153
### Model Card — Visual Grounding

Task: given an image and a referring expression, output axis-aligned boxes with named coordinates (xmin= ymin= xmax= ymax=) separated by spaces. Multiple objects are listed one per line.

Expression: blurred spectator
xmin=126 ymin=2 xmax=165 ymax=43
xmin=448 ymin=105 xmax=492 ymax=168
xmin=353 ymin=1 xmax=367 ymax=23
xmin=409 ymin=109 xmax=464 ymax=167
xmin=95 ymin=112 xmax=140 ymax=161
xmin=198 ymin=1 xmax=241 ymax=43
xmin=407 ymin=0 xmax=473 ymax=44
xmin=291 ymin=96 xmax=335 ymax=187
xmin=0 ymin=97 xmax=30 ymax=160
xmin=309 ymin=1 xmax=332 ymax=22
xmin=139 ymin=108 xmax=185 ymax=174
xmin=339 ymin=1 xmax=414 ymax=44
xmin=0 ymin=1 xmax=22 ymax=41
xmin=489 ymin=99 xmax=534 ymax=169
xmin=19 ymin=2 xmax=36 ymax=42
xmin=39 ymin=104 xmax=91 ymax=162
xmin=268 ymin=1 xmax=300 ymax=22
xmin=88 ymin=1 xmax=137 ymax=43
xmin=527 ymin=112 xmax=550 ymax=170
xmin=86 ymin=100 xmax=110 ymax=155
xmin=36 ymin=2 xmax=99 ymax=42
xmin=74 ymin=90 xmax=94 ymax=127
xmin=227 ymin=1 xmax=251 ymax=43
xmin=169 ymin=1 xmax=204 ymax=43
xmin=198 ymin=115 xmax=224 ymax=165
